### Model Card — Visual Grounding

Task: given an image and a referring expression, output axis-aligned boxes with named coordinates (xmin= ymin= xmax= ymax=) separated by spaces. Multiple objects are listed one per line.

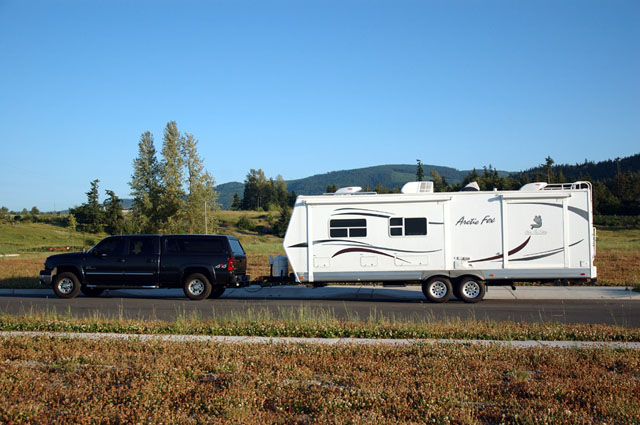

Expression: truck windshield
xmin=229 ymin=239 xmax=245 ymax=256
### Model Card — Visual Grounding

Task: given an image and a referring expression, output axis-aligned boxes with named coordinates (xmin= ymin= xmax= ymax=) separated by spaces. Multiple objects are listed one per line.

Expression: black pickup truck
xmin=39 ymin=234 xmax=249 ymax=300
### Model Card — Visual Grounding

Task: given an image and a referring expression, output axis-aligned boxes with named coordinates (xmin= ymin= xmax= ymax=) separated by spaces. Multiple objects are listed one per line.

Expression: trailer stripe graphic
xmin=469 ymin=236 xmax=531 ymax=263
xmin=333 ymin=212 xmax=391 ymax=218
xmin=331 ymin=248 xmax=409 ymax=263
xmin=288 ymin=240 xmax=442 ymax=254
xmin=510 ymin=239 xmax=584 ymax=262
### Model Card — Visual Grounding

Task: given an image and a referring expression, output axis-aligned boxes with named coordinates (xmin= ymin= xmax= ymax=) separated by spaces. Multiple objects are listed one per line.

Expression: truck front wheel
xmin=183 ymin=273 xmax=212 ymax=300
xmin=53 ymin=272 xmax=81 ymax=299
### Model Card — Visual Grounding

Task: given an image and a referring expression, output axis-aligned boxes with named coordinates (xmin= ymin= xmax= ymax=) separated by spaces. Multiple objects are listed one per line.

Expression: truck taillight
xmin=228 ymin=257 xmax=234 ymax=272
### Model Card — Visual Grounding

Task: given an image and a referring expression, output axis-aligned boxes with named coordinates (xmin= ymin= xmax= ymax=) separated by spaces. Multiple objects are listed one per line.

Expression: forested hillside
xmin=216 ymin=163 xmax=511 ymax=208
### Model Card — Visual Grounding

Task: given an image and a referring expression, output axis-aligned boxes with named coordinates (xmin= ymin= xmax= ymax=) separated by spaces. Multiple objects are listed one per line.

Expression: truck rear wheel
xmin=456 ymin=277 xmax=486 ymax=303
xmin=183 ymin=273 xmax=212 ymax=300
xmin=422 ymin=277 xmax=452 ymax=303
xmin=53 ymin=272 xmax=81 ymax=299
xmin=208 ymin=285 xmax=225 ymax=299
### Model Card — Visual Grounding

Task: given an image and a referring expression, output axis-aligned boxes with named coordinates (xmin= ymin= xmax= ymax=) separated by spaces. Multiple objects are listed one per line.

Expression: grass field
xmin=0 ymin=218 xmax=638 ymax=288
xmin=1 ymin=335 xmax=638 ymax=424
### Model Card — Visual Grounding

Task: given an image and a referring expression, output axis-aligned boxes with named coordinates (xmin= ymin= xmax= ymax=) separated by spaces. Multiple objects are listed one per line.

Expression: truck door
xmin=84 ymin=237 xmax=126 ymax=285
xmin=123 ymin=236 xmax=160 ymax=286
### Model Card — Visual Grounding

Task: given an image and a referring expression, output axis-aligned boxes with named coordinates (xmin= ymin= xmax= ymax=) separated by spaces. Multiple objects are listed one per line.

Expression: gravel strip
xmin=1 ymin=331 xmax=638 ymax=349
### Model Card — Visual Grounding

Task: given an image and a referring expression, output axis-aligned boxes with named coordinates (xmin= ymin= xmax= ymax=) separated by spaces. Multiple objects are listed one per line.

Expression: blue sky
xmin=0 ymin=0 xmax=638 ymax=211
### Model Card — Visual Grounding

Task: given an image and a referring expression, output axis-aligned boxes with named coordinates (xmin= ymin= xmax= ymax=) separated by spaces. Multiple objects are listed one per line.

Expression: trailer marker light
xmin=489 ymin=274 xmax=494 ymax=277
xmin=580 ymin=273 xmax=586 ymax=276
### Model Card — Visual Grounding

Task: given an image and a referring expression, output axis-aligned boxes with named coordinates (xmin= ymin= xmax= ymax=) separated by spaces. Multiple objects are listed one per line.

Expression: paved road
xmin=1 ymin=287 xmax=638 ymax=326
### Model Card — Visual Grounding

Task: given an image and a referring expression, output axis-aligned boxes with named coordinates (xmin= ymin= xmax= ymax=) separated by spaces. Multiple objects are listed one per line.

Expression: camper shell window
xmin=330 ymin=218 xmax=367 ymax=238
xmin=389 ymin=217 xmax=427 ymax=237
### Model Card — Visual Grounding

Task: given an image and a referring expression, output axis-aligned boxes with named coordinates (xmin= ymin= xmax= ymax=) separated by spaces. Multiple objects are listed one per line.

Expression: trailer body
xmin=283 ymin=182 xmax=596 ymax=301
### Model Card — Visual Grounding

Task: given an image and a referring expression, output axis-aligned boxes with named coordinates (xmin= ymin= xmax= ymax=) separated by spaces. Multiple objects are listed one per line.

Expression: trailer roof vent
xmin=519 ymin=182 xmax=548 ymax=191
xmin=334 ymin=186 xmax=362 ymax=194
xmin=460 ymin=181 xmax=480 ymax=192
xmin=401 ymin=181 xmax=434 ymax=194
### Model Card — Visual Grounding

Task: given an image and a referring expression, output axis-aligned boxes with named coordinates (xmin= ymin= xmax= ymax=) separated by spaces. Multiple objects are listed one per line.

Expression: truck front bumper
xmin=39 ymin=270 xmax=52 ymax=286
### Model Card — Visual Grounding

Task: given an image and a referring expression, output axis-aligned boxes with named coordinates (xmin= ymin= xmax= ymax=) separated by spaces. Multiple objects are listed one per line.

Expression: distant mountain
xmin=215 ymin=163 xmax=511 ymax=209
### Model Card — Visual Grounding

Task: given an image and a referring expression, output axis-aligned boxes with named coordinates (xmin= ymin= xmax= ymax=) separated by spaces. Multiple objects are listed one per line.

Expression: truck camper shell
xmin=283 ymin=181 xmax=597 ymax=303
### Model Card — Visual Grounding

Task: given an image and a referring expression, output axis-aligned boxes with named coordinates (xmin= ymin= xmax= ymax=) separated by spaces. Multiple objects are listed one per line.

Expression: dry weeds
xmin=0 ymin=336 xmax=638 ymax=424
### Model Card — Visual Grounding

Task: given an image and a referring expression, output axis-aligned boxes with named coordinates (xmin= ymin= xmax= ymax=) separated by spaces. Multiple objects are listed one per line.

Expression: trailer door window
xmin=389 ymin=217 xmax=427 ymax=236
xmin=330 ymin=219 xmax=367 ymax=238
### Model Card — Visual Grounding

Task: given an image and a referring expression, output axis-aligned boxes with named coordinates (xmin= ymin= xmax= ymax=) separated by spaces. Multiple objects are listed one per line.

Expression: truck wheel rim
xmin=58 ymin=278 xmax=74 ymax=294
xmin=462 ymin=281 xmax=480 ymax=298
xmin=188 ymin=279 xmax=205 ymax=295
xmin=430 ymin=281 xmax=447 ymax=298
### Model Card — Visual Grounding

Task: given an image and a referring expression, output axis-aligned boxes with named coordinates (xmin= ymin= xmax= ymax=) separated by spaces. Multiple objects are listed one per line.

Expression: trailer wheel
xmin=208 ymin=285 xmax=225 ymax=299
xmin=183 ymin=273 xmax=212 ymax=300
xmin=456 ymin=277 xmax=486 ymax=303
xmin=422 ymin=277 xmax=452 ymax=303
xmin=52 ymin=272 xmax=81 ymax=299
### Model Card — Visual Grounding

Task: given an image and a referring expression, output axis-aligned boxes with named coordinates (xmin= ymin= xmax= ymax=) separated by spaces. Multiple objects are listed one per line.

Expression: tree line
xmin=66 ymin=121 xmax=218 ymax=235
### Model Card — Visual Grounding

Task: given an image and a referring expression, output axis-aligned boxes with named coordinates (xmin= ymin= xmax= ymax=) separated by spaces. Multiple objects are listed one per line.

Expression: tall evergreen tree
xmin=181 ymin=133 xmax=218 ymax=233
xmin=231 ymin=193 xmax=242 ymax=210
xmin=103 ymin=190 xmax=124 ymax=235
xmin=130 ymin=131 xmax=161 ymax=233
xmin=545 ymin=156 xmax=555 ymax=183
xmin=159 ymin=121 xmax=186 ymax=232
xmin=72 ymin=179 xmax=104 ymax=232
xmin=416 ymin=159 xmax=424 ymax=181
xmin=242 ymin=169 xmax=268 ymax=210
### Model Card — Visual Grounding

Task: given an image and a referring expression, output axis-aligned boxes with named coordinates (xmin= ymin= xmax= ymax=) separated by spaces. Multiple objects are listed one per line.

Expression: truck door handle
xmin=118 ymin=258 xmax=126 ymax=263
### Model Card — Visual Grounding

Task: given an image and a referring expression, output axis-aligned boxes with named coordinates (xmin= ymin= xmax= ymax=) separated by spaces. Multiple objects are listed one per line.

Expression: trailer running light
xmin=228 ymin=257 xmax=234 ymax=272
xmin=581 ymin=273 xmax=586 ymax=276
xmin=489 ymin=274 xmax=495 ymax=277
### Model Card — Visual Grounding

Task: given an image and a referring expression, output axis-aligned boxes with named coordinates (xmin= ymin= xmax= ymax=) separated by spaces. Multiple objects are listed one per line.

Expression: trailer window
xmin=389 ymin=217 xmax=427 ymax=236
xmin=329 ymin=219 xmax=367 ymax=238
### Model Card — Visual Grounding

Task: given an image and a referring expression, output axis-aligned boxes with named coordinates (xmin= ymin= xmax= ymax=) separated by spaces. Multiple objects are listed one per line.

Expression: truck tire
xmin=81 ymin=286 xmax=104 ymax=297
xmin=456 ymin=277 xmax=486 ymax=303
xmin=53 ymin=272 xmax=81 ymax=299
xmin=208 ymin=285 xmax=225 ymax=299
xmin=183 ymin=273 xmax=212 ymax=300
xmin=422 ymin=277 xmax=452 ymax=303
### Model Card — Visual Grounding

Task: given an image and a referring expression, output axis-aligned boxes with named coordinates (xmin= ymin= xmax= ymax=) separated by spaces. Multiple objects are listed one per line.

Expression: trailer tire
xmin=422 ymin=277 xmax=452 ymax=303
xmin=53 ymin=272 xmax=81 ymax=299
xmin=208 ymin=285 xmax=225 ymax=299
xmin=456 ymin=277 xmax=485 ymax=303
xmin=183 ymin=273 xmax=212 ymax=300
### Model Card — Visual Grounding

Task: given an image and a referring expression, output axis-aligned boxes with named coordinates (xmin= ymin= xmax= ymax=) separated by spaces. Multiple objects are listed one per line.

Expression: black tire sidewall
xmin=208 ymin=285 xmax=225 ymax=299
xmin=422 ymin=277 xmax=452 ymax=303
xmin=183 ymin=273 xmax=212 ymax=300
xmin=458 ymin=277 xmax=486 ymax=303
xmin=53 ymin=272 xmax=81 ymax=299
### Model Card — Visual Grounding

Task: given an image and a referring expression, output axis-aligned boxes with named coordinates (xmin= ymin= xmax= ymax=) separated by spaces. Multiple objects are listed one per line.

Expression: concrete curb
xmin=2 ymin=286 xmax=639 ymax=300
xmin=1 ymin=331 xmax=638 ymax=349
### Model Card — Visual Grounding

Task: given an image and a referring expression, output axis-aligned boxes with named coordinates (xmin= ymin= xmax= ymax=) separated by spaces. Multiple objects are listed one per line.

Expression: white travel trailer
xmin=283 ymin=181 xmax=597 ymax=303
